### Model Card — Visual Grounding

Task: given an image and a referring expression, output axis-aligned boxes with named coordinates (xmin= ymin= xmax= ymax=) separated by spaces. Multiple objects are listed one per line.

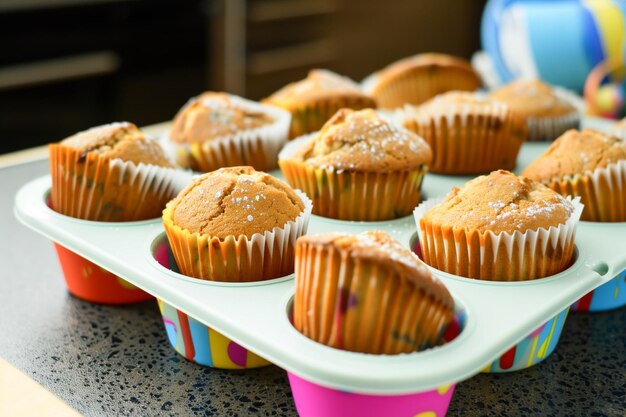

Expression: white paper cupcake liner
xmin=553 ymin=86 xmax=586 ymax=113
xmin=544 ymin=159 xmax=626 ymax=222
xmin=107 ymin=158 xmax=192 ymax=214
xmin=526 ymin=111 xmax=580 ymax=142
xmin=396 ymin=98 xmax=524 ymax=174
xmin=520 ymin=86 xmax=582 ymax=142
xmin=583 ymin=159 xmax=626 ymax=194
xmin=413 ymin=196 xmax=583 ymax=281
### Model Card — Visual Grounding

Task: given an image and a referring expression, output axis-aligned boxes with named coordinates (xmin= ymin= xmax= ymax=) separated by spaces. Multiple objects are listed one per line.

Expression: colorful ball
xmin=482 ymin=0 xmax=626 ymax=91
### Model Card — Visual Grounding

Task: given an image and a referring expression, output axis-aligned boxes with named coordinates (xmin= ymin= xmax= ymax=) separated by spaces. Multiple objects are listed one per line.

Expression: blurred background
xmin=0 ymin=0 xmax=486 ymax=154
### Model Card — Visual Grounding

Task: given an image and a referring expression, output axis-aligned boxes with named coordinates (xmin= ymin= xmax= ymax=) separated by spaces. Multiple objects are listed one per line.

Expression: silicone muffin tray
xmin=14 ymin=124 xmax=626 ymax=396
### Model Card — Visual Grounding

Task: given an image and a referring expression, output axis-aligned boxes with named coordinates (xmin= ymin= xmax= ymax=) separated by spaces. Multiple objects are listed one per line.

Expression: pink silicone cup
xmin=287 ymin=291 xmax=465 ymax=417
xmin=288 ymin=373 xmax=455 ymax=417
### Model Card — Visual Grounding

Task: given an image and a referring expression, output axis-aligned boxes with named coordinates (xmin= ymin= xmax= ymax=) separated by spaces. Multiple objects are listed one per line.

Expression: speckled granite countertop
xmin=2 ymin=159 xmax=625 ymax=417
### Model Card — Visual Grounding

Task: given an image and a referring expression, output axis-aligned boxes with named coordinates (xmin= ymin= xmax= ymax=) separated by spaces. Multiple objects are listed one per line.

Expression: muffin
xmin=162 ymin=166 xmax=312 ymax=282
xmin=522 ymin=129 xmax=626 ymax=222
xmin=263 ymin=69 xmax=376 ymax=139
xmin=49 ymin=122 xmax=189 ymax=222
xmin=168 ymin=92 xmax=291 ymax=172
xmin=293 ymin=231 xmax=454 ymax=354
xmin=279 ymin=108 xmax=432 ymax=221
xmin=362 ymin=53 xmax=482 ymax=109
xmin=399 ymin=91 xmax=526 ymax=174
xmin=414 ymin=170 xmax=582 ymax=281
xmin=489 ymin=80 xmax=580 ymax=141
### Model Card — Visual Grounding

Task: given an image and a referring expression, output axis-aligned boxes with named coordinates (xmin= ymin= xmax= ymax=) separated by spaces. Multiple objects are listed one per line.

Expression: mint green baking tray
xmin=14 ymin=117 xmax=625 ymax=394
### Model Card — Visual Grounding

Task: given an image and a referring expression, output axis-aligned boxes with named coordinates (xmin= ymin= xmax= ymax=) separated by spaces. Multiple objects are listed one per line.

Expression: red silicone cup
xmin=53 ymin=243 xmax=152 ymax=304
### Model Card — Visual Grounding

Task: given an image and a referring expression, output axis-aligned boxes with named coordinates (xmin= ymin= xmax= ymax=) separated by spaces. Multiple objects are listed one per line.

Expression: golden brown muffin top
xmin=422 ymin=170 xmax=574 ymax=234
xmin=403 ymin=91 xmax=510 ymax=120
xmin=297 ymin=231 xmax=454 ymax=308
xmin=167 ymin=166 xmax=305 ymax=239
xmin=489 ymin=80 xmax=576 ymax=118
xmin=521 ymin=129 xmax=626 ymax=181
xmin=170 ymin=92 xmax=275 ymax=144
xmin=264 ymin=69 xmax=375 ymax=109
xmin=60 ymin=122 xmax=173 ymax=167
xmin=372 ymin=53 xmax=481 ymax=90
xmin=288 ymin=108 xmax=432 ymax=172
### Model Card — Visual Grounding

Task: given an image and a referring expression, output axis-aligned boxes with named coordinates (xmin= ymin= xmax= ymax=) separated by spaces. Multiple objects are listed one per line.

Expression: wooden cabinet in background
xmin=211 ymin=0 xmax=485 ymax=100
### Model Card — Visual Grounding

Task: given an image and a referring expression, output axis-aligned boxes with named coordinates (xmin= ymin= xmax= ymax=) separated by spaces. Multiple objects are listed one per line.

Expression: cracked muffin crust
xmin=170 ymin=92 xmax=274 ymax=144
xmin=521 ymin=129 xmax=626 ymax=181
xmin=166 ymin=166 xmax=305 ymax=239
xmin=263 ymin=69 xmax=376 ymax=139
xmin=167 ymin=92 xmax=291 ymax=172
xmin=489 ymin=80 xmax=575 ymax=118
xmin=290 ymin=108 xmax=432 ymax=172
xmin=488 ymin=80 xmax=580 ymax=141
xmin=422 ymin=170 xmax=574 ymax=234
xmin=162 ymin=166 xmax=311 ymax=282
xmin=265 ymin=69 xmax=372 ymax=108
xmin=489 ymin=80 xmax=576 ymax=117
xmin=521 ymin=129 xmax=626 ymax=222
xmin=60 ymin=122 xmax=173 ymax=167
xmin=415 ymin=170 xmax=581 ymax=280
xmin=279 ymin=108 xmax=432 ymax=220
